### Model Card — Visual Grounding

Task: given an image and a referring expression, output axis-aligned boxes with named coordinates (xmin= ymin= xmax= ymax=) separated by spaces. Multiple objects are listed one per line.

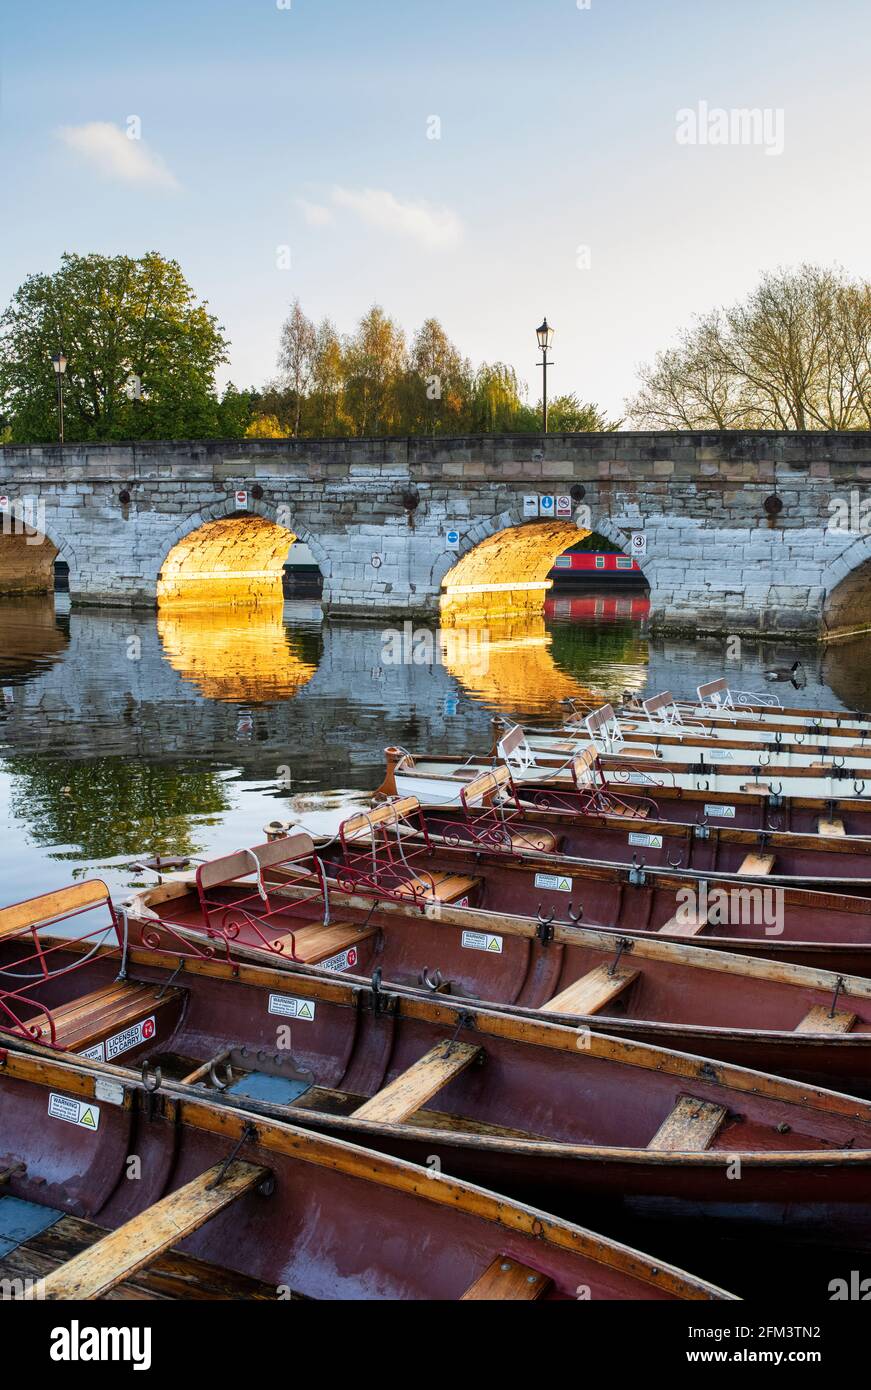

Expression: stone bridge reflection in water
xmin=0 ymin=592 xmax=869 ymax=907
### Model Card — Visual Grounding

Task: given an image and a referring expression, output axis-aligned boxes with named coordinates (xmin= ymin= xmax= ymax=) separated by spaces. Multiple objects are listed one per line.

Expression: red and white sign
xmin=556 ymin=495 xmax=573 ymax=518
xmin=79 ymin=1015 xmax=157 ymax=1063
xmin=320 ymin=946 xmax=358 ymax=973
xmin=235 ymin=490 xmax=249 ymax=509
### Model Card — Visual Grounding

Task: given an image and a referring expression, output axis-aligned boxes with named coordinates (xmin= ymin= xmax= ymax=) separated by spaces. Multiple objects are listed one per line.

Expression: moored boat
xmin=0 ymin=1044 xmax=733 ymax=1301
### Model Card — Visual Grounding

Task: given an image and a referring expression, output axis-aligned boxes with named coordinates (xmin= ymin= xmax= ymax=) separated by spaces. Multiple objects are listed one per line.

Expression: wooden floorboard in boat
xmin=462 ymin=1256 xmax=552 ymax=1301
xmin=541 ymin=963 xmax=640 ymax=1016
xmin=354 ymin=1041 xmax=482 ymax=1123
xmin=0 ymin=1215 xmax=281 ymax=1300
xmin=290 ymin=1085 xmax=535 ymax=1138
xmin=794 ymin=1005 xmax=858 ymax=1035
xmin=648 ymin=1096 xmax=728 ymax=1152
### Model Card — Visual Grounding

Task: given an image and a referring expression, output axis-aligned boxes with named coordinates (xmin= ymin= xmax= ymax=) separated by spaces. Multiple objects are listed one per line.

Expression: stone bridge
xmin=2 ymin=431 xmax=871 ymax=637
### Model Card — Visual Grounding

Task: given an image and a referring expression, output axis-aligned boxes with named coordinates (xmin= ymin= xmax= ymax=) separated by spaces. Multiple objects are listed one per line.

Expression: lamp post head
xmin=536 ymin=318 xmax=554 ymax=352
xmin=51 ymin=351 xmax=68 ymax=376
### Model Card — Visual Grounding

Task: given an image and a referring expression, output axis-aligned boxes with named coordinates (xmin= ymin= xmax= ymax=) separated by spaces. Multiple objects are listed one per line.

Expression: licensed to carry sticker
xmin=534 ymin=872 xmax=573 ymax=893
xmin=79 ymin=1015 xmax=156 ymax=1063
xmin=48 ymin=1094 xmax=100 ymax=1131
xmin=461 ymin=930 xmax=503 ymax=954
xmin=268 ymin=994 xmax=316 ymax=1021
xmin=319 ymin=946 xmax=359 ymax=973
xmin=628 ymin=833 xmax=663 ymax=850
xmin=704 ymin=804 xmax=736 ymax=818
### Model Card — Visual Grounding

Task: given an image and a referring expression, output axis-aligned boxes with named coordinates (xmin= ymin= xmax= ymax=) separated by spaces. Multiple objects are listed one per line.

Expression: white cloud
xmin=330 ymin=186 xmax=462 ymax=250
xmin=296 ymin=198 xmax=334 ymax=227
xmin=57 ymin=122 xmax=180 ymax=190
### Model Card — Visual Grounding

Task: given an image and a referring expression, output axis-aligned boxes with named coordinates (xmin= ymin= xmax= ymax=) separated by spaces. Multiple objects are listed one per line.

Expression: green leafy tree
xmin=0 ymin=252 xmax=229 ymax=442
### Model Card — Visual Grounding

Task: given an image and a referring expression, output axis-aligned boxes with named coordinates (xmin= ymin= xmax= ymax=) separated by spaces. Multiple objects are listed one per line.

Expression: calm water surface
xmin=1 ymin=592 xmax=868 ymax=909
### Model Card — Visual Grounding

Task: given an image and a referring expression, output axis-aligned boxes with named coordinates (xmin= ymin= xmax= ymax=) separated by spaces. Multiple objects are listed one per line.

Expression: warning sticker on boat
xmin=48 ymin=1094 xmax=101 ymax=1132
xmin=319 ymin=947 xmax=358 ymax=973
xmin=268 ymin=994 xmax=317 ymax=1021
xmin=534 ymin=872 xmax=573 ymax=893
xmin=628 ymin=833 xmax=663 ymax=849
xmin=461 ymin=930 xmax=503 ymax=954
xmin=707 ymin=749 xmax=734 ymax=761
xmin=704 ymin=803 xmax=736 ymax=818
xmin=79 ymin=1015 xmax=157 ymax=1063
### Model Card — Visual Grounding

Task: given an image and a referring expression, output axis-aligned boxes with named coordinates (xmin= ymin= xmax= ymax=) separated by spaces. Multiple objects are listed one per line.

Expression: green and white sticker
xmin=48 ymin=1093 xmax=100 ymax=1132
xmin=704 ymin=804 xmax=736 ymax=818
xmin=268 ymin=994 xmax=316 ymax=1021
xmin=461 ymin=930 xmax=503 ymax=954
xmin=628 ymin=832 xmax=663 ymax=849
xmin=534 ymin=872 xmax=573 ymax=893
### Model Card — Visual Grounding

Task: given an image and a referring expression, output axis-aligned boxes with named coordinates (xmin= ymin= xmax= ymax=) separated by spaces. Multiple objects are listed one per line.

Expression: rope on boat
xmin=0 ymin=925 xmax=118 ymax=981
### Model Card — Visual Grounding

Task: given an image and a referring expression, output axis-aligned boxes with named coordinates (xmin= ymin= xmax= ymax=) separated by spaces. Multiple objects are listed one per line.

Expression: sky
xmin=2 ymin=0 xmax=870 ymax=420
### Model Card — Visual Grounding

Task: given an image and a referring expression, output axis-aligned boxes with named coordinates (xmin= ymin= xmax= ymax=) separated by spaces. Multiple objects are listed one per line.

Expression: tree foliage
xmin=0 ymin=252 xmax=230 ymax=443
xmin=627 ymin=265 xmax=871 ymax=430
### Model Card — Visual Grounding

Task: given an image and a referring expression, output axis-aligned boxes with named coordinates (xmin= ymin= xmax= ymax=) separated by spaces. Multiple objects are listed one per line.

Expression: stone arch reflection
xmin=157 ymin=601 xmax=320 ymax=703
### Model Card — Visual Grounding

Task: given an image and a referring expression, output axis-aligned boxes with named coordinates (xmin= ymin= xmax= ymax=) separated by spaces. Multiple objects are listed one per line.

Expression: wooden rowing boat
xmin=5 ymin=895 xmax=871 ymax=1254
xmin=119 ymin=819 xmax=871 ymax=983
xmin=387 ymin=760 xmax=871 ymax=888
xmin=0 ymin=1045 xmax=733 ymax=1301
xmin=7 ymin=884 xmax=871 ymax=1103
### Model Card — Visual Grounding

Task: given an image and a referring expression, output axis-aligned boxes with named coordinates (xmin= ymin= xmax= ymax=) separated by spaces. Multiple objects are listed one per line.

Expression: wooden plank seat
xmin=269 ymin=921 xmax=378 ymax=964
xmin=459 ymin=767 xmax=559 ymax=853
xmin=29 ymin=1160 xmax=269 ymax=1301
xmin=23 ymin=982 xmax=180 ymax=1052
xmin=736 ymin=852 xmax=776 ymax=876
xmin=794 ymin=1005 xmax=858 ymax=1035
xmin=647 ymin=1096 xmax=728 ymax=1152
xmin=541 ymin=963 xmax=640 ymax=1016
xmin=658 ymin=907 xmax=710 ymax=938
xmin=391 ymin=873 xmax=480 ymax=905
xmin=461 ymin=1256 xmax=552 ymax=1301
xmin=354 ymin=1040 xmax=482 ymax=1123
xmin=502 ymin=827 xmax=560 ymax=853
xmin=818 ymin=817 xmax=846 ymax=837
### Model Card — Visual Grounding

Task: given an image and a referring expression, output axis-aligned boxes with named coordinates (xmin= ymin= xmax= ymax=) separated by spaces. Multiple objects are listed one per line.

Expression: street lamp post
xmin=536 ymin=318 xmax=554 ymax=433
xmin=51 ymin=351 xmax=67 ymax=445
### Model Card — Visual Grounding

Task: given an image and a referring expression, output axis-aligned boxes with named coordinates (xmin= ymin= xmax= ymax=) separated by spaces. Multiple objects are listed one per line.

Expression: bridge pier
xmin=1 ymin=433 xmax=870 ymax=637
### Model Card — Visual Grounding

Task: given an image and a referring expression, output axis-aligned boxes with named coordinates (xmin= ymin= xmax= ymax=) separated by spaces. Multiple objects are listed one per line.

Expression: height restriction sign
xmin=630 ymin=531 xmax=647 ymax=558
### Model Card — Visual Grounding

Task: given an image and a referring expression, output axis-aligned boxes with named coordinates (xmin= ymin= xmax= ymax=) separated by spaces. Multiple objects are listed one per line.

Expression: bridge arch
xmin=436 ymin=508 xmax=644 ymax=619
xmin=821 ymin=534 xmax=871 ymax=639
xmin=155 ymin=498 xmax=330 ymax=608
xmin=0 ymin=511 xmax=78 ymax=596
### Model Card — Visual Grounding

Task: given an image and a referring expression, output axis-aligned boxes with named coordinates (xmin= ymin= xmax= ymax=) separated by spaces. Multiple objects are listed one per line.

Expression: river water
xmin=0 ymin=591 xmax=868 ymax=909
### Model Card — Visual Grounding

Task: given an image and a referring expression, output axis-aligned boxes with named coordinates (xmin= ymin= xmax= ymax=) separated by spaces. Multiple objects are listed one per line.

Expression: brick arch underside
xmin=823 ymin=554 xmax=871 ymax=639
xmin=442 ymin=521 xmax=592 ymax=593
xmin=157 ymin=515 xmax=299 ymax=607
xmin=0 ymin=528 xmax=60 ymax=595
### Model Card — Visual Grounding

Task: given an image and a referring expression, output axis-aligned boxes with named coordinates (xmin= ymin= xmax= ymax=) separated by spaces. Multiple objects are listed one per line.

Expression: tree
xmin=627 ymin=265 xmax=871 ymax=430
xmin=401 ymin=318 xmax=472 ymax=434
xmin=277 ymin=298 xmax=317 ymax=436
xmin=468 ymin=363 xmax=526 ymax=432
xmin=342 ymin=306 xmax=407 ymax=435
xmin=0 ymin=252 xmax=229 ymax=442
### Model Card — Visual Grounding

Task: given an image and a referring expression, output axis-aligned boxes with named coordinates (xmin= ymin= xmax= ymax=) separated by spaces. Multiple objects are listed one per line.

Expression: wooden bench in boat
xmin=818 ymin=817 xmax=846 ymax=837
xmin=29 ymin=1160 xmax=269 ymax=1301
xmin=648 ymin=1096 xmax=728 ymax=1152
xmin=391 ymin=872 xmax=481 ymax=905
xmin=354 ymin=1040 xmax=482 ymax=1124
xmin=541 ymin=963 xmax=640 ymax=1016
xmin=736 ymin=851 xmax=776 ymax=876
xmin=24 ymin=981 xmax=181 ymax=1053
xmin=461 ymin=1256 xmax=552 ymax=1301
xmin=657 ymin=907 xmax=710 ymax=938
xmin=795 ymin=1005 xmax=858 ymax=1035
xmin=269 ymin=921 xmax=378 ymax=964
xmin=340 ymin=798 xmax=422 ymax=842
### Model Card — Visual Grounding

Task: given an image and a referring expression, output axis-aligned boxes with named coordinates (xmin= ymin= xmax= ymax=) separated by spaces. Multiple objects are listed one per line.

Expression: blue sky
xmin=3 ymin=0 xmax=870 ymax=418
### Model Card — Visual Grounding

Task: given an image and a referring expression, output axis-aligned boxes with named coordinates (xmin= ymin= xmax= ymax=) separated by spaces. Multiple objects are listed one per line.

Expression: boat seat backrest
xmin=697 ymin=677 xmax=731 ymax=708
xmin=196 ymin=834 xmax=316 ymax=892
xmin=643 ymin=691 xmax=682 ymax=725
xmin=341 ymin=797 xmax=421 ymax=841
xmin=571 ymin=746 xmax=599 ymax=786
xmin=460 ymin=765 xmax=512 ymax=810
xmin=0 ymin=881 xmax=113 ymax=944
xmin=585 ymin=704 xmax=623 ymax=751
xmin=497 ymin=725 xmax=536 ymax=770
